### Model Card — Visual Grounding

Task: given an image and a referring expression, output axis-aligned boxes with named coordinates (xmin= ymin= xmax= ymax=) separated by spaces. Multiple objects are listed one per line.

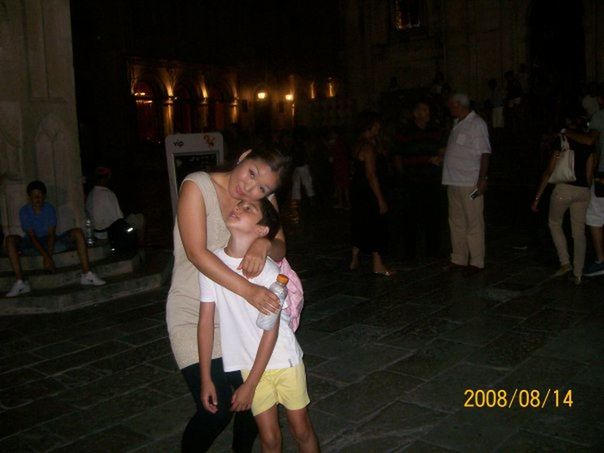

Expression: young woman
xmin=531 ymin=114 xmax=597 ymax=285
xmin=166 ymin=146 xmax=290 ymax=452
xmin=349 ymin=111 xmax=395 ymax=276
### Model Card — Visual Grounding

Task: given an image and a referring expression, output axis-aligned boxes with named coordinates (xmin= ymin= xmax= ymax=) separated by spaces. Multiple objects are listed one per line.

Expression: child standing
xmin=198 ymin=198 xmax=319 ymax=452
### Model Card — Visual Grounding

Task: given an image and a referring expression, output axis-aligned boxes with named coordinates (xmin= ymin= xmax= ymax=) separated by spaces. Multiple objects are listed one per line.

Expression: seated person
xmin=199 ymin=198 xmax=318 ymax=452
xmin=5 ymin=180 xmax=106 ymax=297
xmin=86 ymin=166 xmax=144 ymax=242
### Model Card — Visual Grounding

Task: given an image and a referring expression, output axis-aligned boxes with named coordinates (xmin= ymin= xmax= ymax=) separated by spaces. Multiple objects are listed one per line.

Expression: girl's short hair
xmin=243 ymin=144 xmax=291 ymax=178
xmin=257 ymin=198 xmax=281 ymax=240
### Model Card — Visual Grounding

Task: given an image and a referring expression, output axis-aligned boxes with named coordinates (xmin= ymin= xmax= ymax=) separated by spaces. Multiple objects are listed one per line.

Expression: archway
xmin=206 ymin=83 xmax=231 ymax=131
xmin=173 ymin=84 xmax=195 ymax=133
xmin=133 ymin=80 xmax=162 ymax=143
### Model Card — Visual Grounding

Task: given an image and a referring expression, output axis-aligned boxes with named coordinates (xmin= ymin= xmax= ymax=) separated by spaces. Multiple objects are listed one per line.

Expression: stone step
xmin=0 ymin=252 xmax=144 ymax=292
xmin=0 ymin=244 xmax=112 ymax=272
xmin=0 ymin=251 xmax=173 ymax=315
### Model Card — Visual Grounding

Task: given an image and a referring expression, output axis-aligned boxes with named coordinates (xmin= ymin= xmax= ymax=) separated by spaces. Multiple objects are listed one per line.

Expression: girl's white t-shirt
xmin=199 ymin=249 xmax=303 ymax=372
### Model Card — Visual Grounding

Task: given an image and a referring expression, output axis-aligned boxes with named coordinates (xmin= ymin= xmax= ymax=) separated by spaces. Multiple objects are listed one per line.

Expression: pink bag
xmin=277 ymin=258 xmax=304 ymax=332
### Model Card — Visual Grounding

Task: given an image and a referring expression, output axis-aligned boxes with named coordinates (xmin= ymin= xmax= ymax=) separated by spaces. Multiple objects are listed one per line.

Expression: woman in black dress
xmin=349 ymin=112 xmax=395 ymax=276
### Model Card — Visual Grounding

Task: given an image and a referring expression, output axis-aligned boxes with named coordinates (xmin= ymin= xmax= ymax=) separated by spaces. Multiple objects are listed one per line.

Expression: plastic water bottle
xmin=84 ymin=218 xmax=95 ymax=246
xmin=256 ymin=274 xmax=289 ymax=330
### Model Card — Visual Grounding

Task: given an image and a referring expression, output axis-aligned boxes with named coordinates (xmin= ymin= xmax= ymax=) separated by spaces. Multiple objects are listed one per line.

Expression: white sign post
xmin=165 ymin=132 xmax=224 ymax=217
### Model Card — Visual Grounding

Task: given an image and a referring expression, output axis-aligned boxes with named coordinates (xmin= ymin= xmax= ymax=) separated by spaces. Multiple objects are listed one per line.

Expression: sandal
xmin=373 ymin=269 xmax=396 ymax=277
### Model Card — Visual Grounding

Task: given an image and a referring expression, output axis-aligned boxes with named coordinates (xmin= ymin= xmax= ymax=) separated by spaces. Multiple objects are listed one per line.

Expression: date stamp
xmin=464 ymin=389 xmax=573 ymax=409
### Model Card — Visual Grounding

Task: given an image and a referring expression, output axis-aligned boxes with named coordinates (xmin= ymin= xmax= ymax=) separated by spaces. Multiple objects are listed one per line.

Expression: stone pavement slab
xmin=313 ymin=371 xmax=424 ymax=422
xmin=386 ymin=339 xmax=480 ymax=380
xmin=325 ymin=401 xmax=449 ymax=452
xmin=421 ymin=408 xmax=529 ymax=452
xmin=402 ymin=362 xmax=508 ymax=413
xmin=439 ymin=314 xmax=520 ymax=346
xmin=379 ymin=316 xmax=464 ymax=350
xmin=495 ymin=431 xmax=593 ymax=452
xmin=311 ymin=343 xmax=412 ymax=383
xmin=466 ymin=331 xmax=550 ymax=368
xmin=520 ymin=383 xmax=604 ymax=447
xmin=51 ymin=425 xmax=150 ymax=453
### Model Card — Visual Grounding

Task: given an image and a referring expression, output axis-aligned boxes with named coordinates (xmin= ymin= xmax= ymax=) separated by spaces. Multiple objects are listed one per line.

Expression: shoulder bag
xmin=548 ymin=134 xmax=576 ymax=184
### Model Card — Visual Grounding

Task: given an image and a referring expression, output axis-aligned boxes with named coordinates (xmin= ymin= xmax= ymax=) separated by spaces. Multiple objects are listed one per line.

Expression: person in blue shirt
xmin=4 ymin=180 xmax=106 ymax=297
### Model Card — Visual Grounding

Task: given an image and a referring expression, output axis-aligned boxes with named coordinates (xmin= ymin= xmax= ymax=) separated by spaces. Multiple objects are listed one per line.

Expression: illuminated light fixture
xmin=126 ymin=227 xmax=134 ymax=233
xmin=257 ymin=91 xmax=267 ymax=100
xmin=285 ymin=93 xmax=294 ymax=101
xmin=309 ymin=82 xmax=316 ymax=100
xmin=134 ymin=91 xmax=147 ymax=97
xmin=327 ymin=78 xmax=336 ymax=98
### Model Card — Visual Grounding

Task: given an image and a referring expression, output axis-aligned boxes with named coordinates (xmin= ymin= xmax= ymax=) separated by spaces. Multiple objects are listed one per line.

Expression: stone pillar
xmin=0 ymin=0 xmax=84 ymax=236
xmin=163 ymin=100 xmax=174 ymax=137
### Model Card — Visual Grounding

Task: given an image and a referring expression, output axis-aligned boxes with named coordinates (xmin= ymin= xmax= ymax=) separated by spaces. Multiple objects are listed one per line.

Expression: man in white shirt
xmin=86 ymin=167 xmax=144 ymax=241
xmin=86 ymin=167 xmax=123 ymax=239
xmin=442 ymin=93 xmax=491 ymax=271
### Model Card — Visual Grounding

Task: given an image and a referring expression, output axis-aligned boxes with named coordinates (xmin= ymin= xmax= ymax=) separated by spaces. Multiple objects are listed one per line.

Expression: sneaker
xmin=583 ymin=261 xmax=604 ymax=277
xmin=6 ymin=280 xmax=31 ymax=297
xmin=570 ymin=275 xmax=582 ymax=286
xmin=80 ymin=271 xmax=106 ymax=286
xmin=552 ymin=264 xmax=572 ymax=277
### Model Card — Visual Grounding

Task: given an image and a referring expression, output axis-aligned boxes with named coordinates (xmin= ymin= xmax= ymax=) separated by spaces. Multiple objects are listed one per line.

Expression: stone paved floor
xmin=1 ymin=193 xmax=603 ymax=452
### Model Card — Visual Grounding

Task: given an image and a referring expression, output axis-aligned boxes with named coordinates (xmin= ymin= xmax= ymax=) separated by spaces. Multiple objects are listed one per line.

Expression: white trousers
xmin=447 ymin=185 xmax=485 ymax=268
xmin=291 ymin=165 xmax=314 ymax=200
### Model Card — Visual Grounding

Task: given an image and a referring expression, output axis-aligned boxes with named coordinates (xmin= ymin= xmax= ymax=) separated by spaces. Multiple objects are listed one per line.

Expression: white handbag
xmin=548 ymin=134 xmax=576 ymax=184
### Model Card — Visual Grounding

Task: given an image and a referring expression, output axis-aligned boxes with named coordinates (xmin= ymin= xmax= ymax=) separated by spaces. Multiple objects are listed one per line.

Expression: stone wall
xmin=0 ymin=0 xmax=83 ymax=235
xmin=342 ymin=0 xmax=603 ymax=108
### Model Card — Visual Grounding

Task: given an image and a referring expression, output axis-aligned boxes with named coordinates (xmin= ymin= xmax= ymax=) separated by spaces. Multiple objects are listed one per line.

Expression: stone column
xmin=0 ymin=0 xmax=84 ymax=236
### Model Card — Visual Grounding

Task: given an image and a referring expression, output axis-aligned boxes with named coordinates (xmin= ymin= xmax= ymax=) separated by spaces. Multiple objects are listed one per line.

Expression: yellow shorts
xmin=242 ymin=363 xmax=310 ymax=416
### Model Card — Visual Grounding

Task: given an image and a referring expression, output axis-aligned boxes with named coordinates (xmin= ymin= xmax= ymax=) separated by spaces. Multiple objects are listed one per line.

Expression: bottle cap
xmin=276 ymin=274 xmax=289 ymax=285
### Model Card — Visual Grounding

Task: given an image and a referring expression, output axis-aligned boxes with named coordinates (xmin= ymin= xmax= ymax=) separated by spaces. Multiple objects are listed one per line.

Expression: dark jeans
xmin=181 ymin=359 xmax=258 ymax=453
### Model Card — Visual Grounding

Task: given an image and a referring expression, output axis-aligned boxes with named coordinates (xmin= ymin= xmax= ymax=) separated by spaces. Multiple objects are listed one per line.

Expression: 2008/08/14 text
xmin=464 ymin=389 xmax=573 ymax=408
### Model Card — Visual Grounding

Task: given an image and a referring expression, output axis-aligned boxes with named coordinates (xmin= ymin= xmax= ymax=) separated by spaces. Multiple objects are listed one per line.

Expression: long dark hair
xmin=243 ymin=145 xmax=291 ymax=173
xmin=214 ymin=143 xmax=291 ymax=178
xmin=241 ymin=144 xmax=292 ymax=178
